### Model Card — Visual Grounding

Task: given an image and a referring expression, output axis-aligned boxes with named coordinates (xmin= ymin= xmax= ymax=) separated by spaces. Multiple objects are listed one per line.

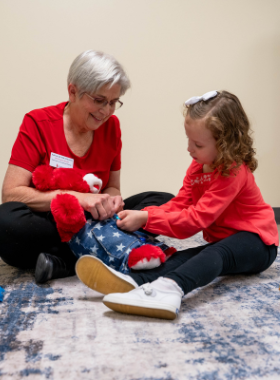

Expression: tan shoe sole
xmin=103 ymin=301 xmax=177 ymax=320
xmin=75 ymin=256 xmax=135 ymax=295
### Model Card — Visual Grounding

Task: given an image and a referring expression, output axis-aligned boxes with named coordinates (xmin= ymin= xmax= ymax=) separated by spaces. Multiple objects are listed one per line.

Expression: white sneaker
xmin=103 ymin=277 xmax=184 ymax=320
xmin=75 ymin=255 xmax=138 ymax=295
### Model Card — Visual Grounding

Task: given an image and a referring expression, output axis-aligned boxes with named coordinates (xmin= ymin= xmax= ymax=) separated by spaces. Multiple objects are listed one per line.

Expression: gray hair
xmin=67 ymin=50 xmax=131 ymax=96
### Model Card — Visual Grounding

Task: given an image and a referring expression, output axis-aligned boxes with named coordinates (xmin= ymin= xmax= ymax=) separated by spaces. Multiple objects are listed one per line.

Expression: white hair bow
xmin=185 ymin=90 xmax=218 ymax=106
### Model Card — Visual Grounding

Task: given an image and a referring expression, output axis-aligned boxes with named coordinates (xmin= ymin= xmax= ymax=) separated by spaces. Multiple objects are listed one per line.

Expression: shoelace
xmin=141 ymin=283 xmax=153 ymax=296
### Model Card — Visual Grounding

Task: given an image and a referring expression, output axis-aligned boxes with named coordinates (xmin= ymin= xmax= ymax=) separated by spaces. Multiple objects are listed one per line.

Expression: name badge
xmin=50 ymin=153 xmax=74 ymax=168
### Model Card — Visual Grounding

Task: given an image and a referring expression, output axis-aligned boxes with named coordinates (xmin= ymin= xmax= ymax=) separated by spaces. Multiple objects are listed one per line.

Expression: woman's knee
xmin=0 ymin=202 xmax=30 ymax=238
xmin=0 ymin=201 xmax=29 ymax=222
xmin=124 ymin=191 xmax=175 ymax=210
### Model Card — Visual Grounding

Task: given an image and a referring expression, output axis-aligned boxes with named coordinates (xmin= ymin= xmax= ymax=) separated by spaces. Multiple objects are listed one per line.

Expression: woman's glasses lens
xmin=85 ymin=93 xmax=123 ymax=110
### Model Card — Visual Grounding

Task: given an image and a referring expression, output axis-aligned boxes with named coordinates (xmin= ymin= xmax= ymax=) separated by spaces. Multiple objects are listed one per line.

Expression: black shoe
xmin=35 ymin=253 xmax=70 ymax=284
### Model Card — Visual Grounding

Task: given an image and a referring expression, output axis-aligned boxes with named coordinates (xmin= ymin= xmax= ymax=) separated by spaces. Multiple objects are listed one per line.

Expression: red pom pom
xmin=32 ymin=165 xmax=54 ymax=191
xmin=50 ymin=168 xmax=90 ymax=193
xmin=164 ymin=247 xmax=177 ymax=258
xmin=51 ymin=193 xmax=86 ymax=242
xmin=128 ymin=245 xmax=166 ymax=268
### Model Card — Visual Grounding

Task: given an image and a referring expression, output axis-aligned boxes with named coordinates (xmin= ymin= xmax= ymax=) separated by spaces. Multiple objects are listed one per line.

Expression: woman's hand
xmin=76 ymin=192 xmax=115 ymax=220
xmin=111 ymin=195 xmax=124 ymax=214
xmin=99 ymin=170 xmax=124 ymax=216
xmin=116 ymin=210 xmax=148 ymax=232
xmin=74 ymin=193 xmax=124 ymax=220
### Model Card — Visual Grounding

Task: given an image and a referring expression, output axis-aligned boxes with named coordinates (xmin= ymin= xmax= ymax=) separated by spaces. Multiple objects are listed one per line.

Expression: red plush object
xmin=128 ymin=245 xmax=177 ymax=270
xmin=32 ymin=165 xmax=176 ymax=270
xmin=51 ymin=194 xmax=86 ymax=242
xmin=33 ymin=166 xmax=91 ymax=193
xmin=128 ymin=245 xmax=166 ymax=268
xmin=32 ymin=165 xmax=102 ymax=242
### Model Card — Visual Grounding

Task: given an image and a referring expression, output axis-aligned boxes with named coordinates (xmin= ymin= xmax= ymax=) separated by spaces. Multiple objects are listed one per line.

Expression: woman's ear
xmin=68 ymin=83 xmax=78 ymax=102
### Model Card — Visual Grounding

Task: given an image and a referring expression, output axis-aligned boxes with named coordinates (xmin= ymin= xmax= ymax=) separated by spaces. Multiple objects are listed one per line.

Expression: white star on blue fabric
xmin=90 ymin=245 xmax=99 ymax=254
xmin=86 ymin=219 xmax=93 ymax=225
xmin=109 ymin=256 xmax=115 ymax=262
xmin=126 ymin=248 xmax=132 ymax=255
xmin=75 ymin=237 xmax=81 ymax=245
xmin=116 ymin=243 xmax=125 ymax=252
xmin=97 ymin=235 xmax=105 ymax=242
xmin=113 ymin=232 xmax=121 ymax=238
xmin=94 ymin=223 xmax=103 ymax=230
xmin=87 ymin=231 xmax=93 ymax=239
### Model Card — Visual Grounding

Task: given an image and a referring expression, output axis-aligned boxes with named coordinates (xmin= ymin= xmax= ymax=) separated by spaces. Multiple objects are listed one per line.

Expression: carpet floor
xmin=0 ymin=233 xmax=279 ymax=380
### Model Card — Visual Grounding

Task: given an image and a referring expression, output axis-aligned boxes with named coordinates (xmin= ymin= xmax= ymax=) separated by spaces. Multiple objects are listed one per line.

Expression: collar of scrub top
xmin=185 ymin=90 xmax=218 ymax=106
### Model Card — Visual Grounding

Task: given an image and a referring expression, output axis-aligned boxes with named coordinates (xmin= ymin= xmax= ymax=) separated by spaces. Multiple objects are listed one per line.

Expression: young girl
xmin=75 ymin=90 xmax=279 ymax=320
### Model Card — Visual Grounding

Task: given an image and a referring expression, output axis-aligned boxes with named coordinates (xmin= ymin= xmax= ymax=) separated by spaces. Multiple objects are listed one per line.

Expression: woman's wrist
xmin=102 ymin=187 xmax=121 ymax=197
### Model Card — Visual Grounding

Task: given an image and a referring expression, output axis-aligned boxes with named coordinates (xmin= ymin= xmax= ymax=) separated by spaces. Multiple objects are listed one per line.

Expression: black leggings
xmin=0 ymin=191 xmax=174 ymax=270
xmin=129 ymin=231 xmax=278 ymax=295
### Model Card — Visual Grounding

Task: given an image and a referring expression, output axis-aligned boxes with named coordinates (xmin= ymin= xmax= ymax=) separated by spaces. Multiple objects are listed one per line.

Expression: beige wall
xmin=0 ymin=0 xmax=279 ymax=205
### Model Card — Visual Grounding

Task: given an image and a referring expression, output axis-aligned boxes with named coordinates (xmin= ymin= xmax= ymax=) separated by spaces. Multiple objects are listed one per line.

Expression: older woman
xmin=0 ymin=50 xmax=173 ymax=283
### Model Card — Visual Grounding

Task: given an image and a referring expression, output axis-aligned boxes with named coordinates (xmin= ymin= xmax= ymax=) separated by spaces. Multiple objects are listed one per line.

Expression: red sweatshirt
xmin=143 ymin=160 xmax=279 ymax=246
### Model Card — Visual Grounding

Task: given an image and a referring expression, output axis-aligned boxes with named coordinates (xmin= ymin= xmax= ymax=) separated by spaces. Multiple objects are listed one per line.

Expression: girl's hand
xmin=116 ymin=210 xmax=148 ymax=232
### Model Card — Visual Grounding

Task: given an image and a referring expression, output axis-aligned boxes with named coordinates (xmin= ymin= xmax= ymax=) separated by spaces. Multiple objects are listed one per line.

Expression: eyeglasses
xmin=85 ymin=93 xmax=123 ymax=110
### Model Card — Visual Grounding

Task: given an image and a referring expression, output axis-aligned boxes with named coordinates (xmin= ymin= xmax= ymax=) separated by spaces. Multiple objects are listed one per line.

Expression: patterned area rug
xmin=0 ymin=233 xmax=279 ymax=380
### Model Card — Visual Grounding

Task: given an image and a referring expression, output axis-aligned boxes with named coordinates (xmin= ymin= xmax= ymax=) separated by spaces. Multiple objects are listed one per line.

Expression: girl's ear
xmin=68 ymin=83 xmax=78 ymax=102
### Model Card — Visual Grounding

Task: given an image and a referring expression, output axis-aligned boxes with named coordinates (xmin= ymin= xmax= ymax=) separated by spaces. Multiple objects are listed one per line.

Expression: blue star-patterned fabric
xmin=68 ymin=215 xmax=170 ymax=274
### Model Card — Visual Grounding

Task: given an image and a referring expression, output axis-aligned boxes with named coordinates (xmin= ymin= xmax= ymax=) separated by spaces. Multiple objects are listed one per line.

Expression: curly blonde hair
xmin=184 ymin=90 xmax=257 ymax=176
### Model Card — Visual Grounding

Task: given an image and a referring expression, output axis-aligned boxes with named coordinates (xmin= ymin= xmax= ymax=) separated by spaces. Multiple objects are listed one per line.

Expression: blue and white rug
xmin=0 ymin=233 xmax=279 ymax=379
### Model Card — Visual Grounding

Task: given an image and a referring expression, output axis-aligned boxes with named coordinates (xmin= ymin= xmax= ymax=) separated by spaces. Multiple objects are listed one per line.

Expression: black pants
xmin=0 ymin=191 xmax=174 ymax=271
xmin=129 ymin=231 xmax=278 ymax=295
